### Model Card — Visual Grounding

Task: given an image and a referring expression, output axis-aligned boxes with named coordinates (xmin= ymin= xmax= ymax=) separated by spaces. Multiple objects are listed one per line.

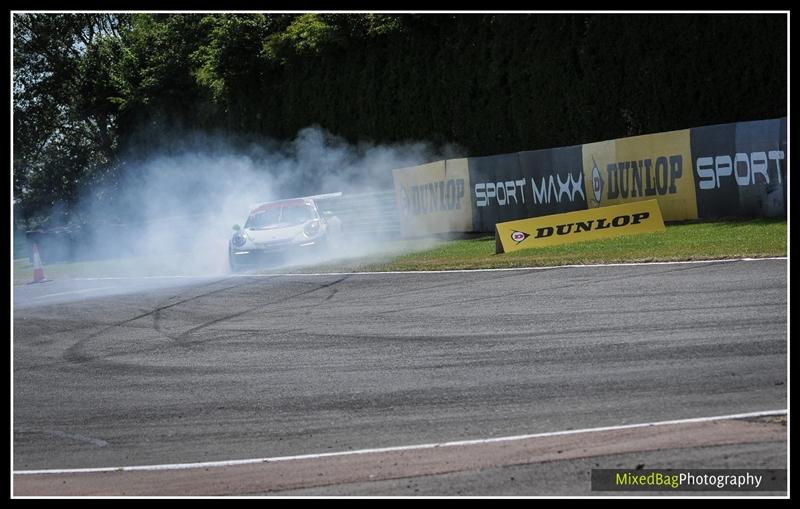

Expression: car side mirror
xmin=232 ymin=224 xmax=241 ymax=231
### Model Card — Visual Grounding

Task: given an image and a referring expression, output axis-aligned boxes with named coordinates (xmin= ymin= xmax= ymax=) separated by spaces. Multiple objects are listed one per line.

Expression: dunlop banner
xmin=393 ymin=158 xmax=473 ymax=237
xmin=691 ymin=118 xmax=787 ymax=218
xmin=582 ymin=130 xmax=698 ymax=221
xmin=469 ymin=145 xmax=587 ymax=232
xmin=495 ymin=200 xmax=665 ymax=253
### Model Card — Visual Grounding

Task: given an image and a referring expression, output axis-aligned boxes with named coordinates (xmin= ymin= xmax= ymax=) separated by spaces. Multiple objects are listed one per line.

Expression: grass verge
xmin=302 ymin=218 xmax=787 ymax=272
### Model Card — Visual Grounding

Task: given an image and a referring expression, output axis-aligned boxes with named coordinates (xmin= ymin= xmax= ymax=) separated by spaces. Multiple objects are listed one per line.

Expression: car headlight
xmin=231 ymin=233 xmax=246 ymax=247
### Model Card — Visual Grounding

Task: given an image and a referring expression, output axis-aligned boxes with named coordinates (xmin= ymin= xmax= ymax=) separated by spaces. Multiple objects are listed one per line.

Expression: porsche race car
xmin=229 ymin=194 xmax=342 ymax=270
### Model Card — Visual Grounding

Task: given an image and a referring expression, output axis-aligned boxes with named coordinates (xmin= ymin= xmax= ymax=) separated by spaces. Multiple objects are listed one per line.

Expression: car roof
xmin=249 ymin=198 xmax=314 ymax=215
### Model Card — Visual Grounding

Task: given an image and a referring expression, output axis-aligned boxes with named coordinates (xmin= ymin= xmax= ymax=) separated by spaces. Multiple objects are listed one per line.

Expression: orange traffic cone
xmin=31 ymin=243 xmax=46 ymax=283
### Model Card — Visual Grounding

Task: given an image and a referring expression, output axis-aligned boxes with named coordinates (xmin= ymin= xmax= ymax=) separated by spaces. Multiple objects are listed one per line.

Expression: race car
xmin=229 ymin=194 xmax=342 ymax=271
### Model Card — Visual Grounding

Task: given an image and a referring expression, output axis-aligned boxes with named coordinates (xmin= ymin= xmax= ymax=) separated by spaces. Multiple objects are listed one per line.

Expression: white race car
xmin=229 ymin=195 xmax=342 ymax=270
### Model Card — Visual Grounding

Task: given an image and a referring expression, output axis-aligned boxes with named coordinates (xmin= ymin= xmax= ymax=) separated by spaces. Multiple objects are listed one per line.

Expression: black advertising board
xmin=547 ymin=144 xmax=588 ymax=213
xmin=691 ymin=118 xmax=786 ymax=219
xmin=469 ymin=152 xmax=524 ymax=231
xmin=469 ymin=145 xmax=587 ymax=232
xmin=690 ymin=122 xmax=738 ymax=219
xmin=734 ymin=118 xmax=786 ymax=217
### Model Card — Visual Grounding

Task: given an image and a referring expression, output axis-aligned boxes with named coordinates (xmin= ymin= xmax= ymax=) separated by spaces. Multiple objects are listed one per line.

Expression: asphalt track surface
xmin=13 ymin=259 xmax=788 ymax=495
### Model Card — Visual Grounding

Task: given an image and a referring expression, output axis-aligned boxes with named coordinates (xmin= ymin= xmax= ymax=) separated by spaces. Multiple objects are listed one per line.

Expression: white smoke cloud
xmin=63 ymin=126 xmax=462 ymax=278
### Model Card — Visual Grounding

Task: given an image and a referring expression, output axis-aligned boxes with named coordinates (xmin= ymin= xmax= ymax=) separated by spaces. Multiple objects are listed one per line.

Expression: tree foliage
xmin=13 ymin=13 xmax=787 ymax=227
xmin=14 ymin=13 xmax=127 ymax=224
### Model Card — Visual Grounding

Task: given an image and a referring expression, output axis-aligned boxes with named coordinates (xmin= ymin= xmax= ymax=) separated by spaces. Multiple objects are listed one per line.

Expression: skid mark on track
xmin=172 ymin=306 xmax=264 ymax=346
xmin=254 ymin=269 xmax=538 ymax=314
xmin=63 ymin=276 xmax=352 ymax=361
xmin=168 ymin=276 xmax=351 ymax=346
xmin=260 ymin=263 xmax=716 ymax=315
xmin=62 ymin=277 xmax=264 ymax=364
xmin=372 ymin=261 xmax=773 ymax=316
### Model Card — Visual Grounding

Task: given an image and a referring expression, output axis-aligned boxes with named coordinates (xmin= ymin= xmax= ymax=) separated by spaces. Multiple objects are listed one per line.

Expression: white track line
xmin=73 ymin=257 xmax=787 ymax=281
xmin=72 ymin=275 xmax=217 ymax=281
xmin=15 ymin=409 xmax=787 ymax=476
xmin=29 ymin=287 xmax=117 ymax=299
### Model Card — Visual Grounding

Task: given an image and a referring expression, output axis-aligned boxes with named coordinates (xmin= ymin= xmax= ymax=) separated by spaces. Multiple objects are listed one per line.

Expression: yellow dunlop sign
xmin=495 ymin=200 xmax=665 ymax=253
xmin=581 ymin=129 xmax=699 ymax=221
xmin=393 ymin=158 xmax=473 ymax=237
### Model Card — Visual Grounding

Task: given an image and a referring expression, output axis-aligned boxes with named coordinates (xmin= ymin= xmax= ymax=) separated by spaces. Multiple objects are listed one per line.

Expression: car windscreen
xmin=245 ymin=204 xmax=316 ymax=229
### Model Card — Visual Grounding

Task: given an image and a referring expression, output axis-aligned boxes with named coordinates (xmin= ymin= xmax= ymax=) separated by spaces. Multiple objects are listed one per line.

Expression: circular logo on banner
xmin=511 ymin=230 xmax=530 ymax=244
xmin=591 ymin=162 xmax=604 ymax=205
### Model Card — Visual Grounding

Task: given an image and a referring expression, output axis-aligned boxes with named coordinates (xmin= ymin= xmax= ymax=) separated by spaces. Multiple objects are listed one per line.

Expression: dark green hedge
xmin=238 ymin=14 xmax=786 ymax=156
